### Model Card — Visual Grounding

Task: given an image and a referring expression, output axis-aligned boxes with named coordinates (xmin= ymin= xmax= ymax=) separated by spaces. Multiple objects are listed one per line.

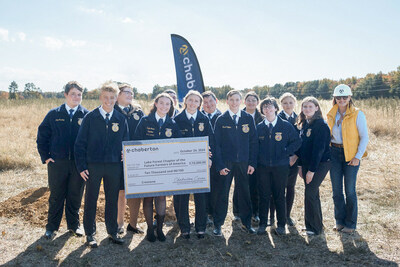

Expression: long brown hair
xmin=149 ymin=93 xmax=175 ymax=118
xmin=332 ymin=97 xmax=355 ymax=107
xmin=297 ymin=96 xmax=323 ymax=129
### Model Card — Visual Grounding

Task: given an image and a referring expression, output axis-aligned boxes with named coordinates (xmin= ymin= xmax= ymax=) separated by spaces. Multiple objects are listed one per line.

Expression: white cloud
xmin=78 ymin=6 xmax=104 ymax=15
xmin=17 ymin=32 xmax=26 ymax=41
xmin=121 ymin=17 xmax=133 ymax=23
xmin=0 ymin=27 xmax=9 ymax=41
xmin=66 ymin=39 xmax=87 ymax=47
xmin=44 ymin=36 xmax=63 ymax=50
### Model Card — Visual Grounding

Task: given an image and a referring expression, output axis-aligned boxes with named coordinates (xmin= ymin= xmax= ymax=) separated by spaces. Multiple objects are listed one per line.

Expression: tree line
xmin=3 ymin=66 xmax=399 ymax=100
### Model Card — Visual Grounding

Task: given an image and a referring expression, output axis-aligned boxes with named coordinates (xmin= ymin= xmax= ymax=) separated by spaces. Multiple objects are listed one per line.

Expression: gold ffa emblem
xmin=198 ymin=122 xmax=204 ymax=132
xmin=306 ymin=128 xmax=312 ymax=137
xmin=165 ymin=128 xmax=172 ymax=137
xmin=275 ymin=132 xmax=282 ymax=141
xmin=78 ymin=118 xmax=83 ymax=125
xmin=112 ymin=123 xmax=119 ymax=132
xmin=133 ymin=113 xmax=140 ymax=120
xmin=242 ymin=124 xmax=250 ymax=133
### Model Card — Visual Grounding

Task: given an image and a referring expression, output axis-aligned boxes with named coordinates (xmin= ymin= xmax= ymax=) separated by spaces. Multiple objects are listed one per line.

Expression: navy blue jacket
xmin=174 ymin=110 xmax=215 ymax=156
xmin=114 ymin=104 xmax=144 ymax=140
xmin=74 ymin=107 xmax=129 ymax=172
xmin=257 ymin=117 xmax=301 ymax=167
xmin=133 ymin=113 xmax=181 ymax=140
xmin=201 ymin=109 xmax=222 ymax=129
xmin=296 ymin=118 xmax=331 ymax=172
xmin=37 ymin=104 xmax=89 ymax=163
xmin=278 ymin=110 xmax=297 ymax=126
xmin=214 ymin=110 xmax=258 ymax=171
xmin=243 ymin=107 xmax=263 ymax=125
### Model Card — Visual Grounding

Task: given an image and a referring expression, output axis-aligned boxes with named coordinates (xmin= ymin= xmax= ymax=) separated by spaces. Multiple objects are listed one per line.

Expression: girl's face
xmin=281 ymin=97 xmax=295 ymax=115
xmin=155 ymin=97 xmax=171 ymax=117
xmin=245 ymin=96 xmax=258 ymax=112
xmin=117 ymin=88 xmax=133 ymax=106
xmin=302 ymin=101 xmax=319 ymax=119
xmin=185 ymin=94 xmax=201 ymax=114
xmin=262 ymin=104 xmax=277 ymax=120
xmin=335 ymin=95 xmax=351 ymax=109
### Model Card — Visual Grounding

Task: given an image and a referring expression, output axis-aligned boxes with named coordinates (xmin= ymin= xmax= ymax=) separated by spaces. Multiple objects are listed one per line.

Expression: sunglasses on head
xmin=335 ymin=96 xmax=349 ymax=100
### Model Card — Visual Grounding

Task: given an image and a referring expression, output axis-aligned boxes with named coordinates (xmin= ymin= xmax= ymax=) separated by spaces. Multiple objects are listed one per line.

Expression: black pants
xmin=213 ymin=162 xmax=252 ymax=227
xmin=302 ymin=161 xmax=331 ymax=234
xmin=205 ymin=165 xmax=220 ymax=217
xmin=46 ymin=159 xmax=84 ymax=231
xmin=257 ymin=165 xmax=289 ymax=227
xmin=233 ymin=169 xmax=259 ymax=217
xmin=174 ymin=193 xmax=207 ymax=233
xmin=83 ymin=163 xmax=122 ymax=236
xmin=269 ymin=162 xmax=298 ymax=220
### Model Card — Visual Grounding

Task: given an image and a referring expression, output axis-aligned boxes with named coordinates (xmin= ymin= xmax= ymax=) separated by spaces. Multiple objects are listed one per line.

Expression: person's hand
xmin=298 ymin=166 xmax=303 ymax=178
xmin=306 ymin=171 xmax=314 ymax=184
xmin=219 ymin=168 xmax=230 ymax=176
xmin=348 ymin=158 xmax=360 ymax=166
xmin=209 ymin=146 xmax=212 ymax=158
xmin=247 ymin=165 xmax=255 ymax=175
xmin=80 ymin=170 xmax=89 ymax=181
xmin=289 ymin=155 xmax=298 ymax=166
xmin=45 ymin=158 xmax=55 ymax=164
xmin=209 ymin=159 xmax=212 ymax=168
xmin=121 ymin=151 xmax=124 ymax=161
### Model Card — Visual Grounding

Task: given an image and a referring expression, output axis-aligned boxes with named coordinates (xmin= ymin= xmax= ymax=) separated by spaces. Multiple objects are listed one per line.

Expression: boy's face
xmin=227 ymin=94 xmax=241 ymax=111
xmin=64 ymin=88 xmax=82 ymax=108
xmin=202 ymin=96 xmax=217 ymax=114
xmin=100 ymin=91 xmax=117 ymax=111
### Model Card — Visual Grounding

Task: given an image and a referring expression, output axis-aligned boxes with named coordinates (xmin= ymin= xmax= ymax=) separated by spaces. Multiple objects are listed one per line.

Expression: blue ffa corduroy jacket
xmin=296 ymin=118 xmax=331 ymax=172
xmin=257 ymin=117 xmax=302 ymax=167
xmin=74 ymin=107 xmax=129 ymax=173
xmin=133 ymin=113 xmax=181 ymax=140
xmin=114 ymin=104 xmax=144 ymax=140
xmin=37 ymin=104 xmax=89 ymax=163
xmin=214 ymin=110 xmax=258 ymax=171
xmin=243 ymin=107 xmax=264 ymax=125
xmin=201 ymin=109 xmax=222 ymax=129
xmin=174 ymin=110 xmax=215 ymax=155
xmin=278 ymin=110 xmax=297 ymax=126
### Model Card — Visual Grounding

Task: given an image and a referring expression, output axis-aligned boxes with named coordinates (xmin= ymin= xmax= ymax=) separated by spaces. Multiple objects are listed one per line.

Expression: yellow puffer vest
xmin=327 ymin=104 xmax=367 ymax=161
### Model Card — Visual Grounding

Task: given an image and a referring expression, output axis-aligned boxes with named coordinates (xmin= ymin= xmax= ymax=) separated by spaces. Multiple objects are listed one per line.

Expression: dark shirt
xmin=114 ymin=104 xmax=144 ymax=140
xmin=37 ymin=104 xmax=89 ymax=163
xmin=74 ymin=107 xmax=129 ymax=173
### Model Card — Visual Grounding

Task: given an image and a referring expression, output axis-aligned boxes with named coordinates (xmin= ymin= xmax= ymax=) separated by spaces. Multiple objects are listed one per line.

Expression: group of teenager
xmin=37 ymin=80 xmax=368 ymax=248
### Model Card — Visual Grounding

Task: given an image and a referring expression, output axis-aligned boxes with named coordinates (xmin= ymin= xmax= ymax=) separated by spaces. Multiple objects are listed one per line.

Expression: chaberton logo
xmin=179 ymin=44 xmax=195 ymax=89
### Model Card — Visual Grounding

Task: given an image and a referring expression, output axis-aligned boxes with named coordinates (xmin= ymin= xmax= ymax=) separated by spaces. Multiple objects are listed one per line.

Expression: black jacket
xmin=74 ymin=107 xmax=129 ymax=172
xmin=201 ymin=109 xmax=222 ymax=129
xmin=257 ymin=117 xmax=301 ymax=167
xmin=37 ymin=104 xmax=89 ymax=163
xmin=243 ymin=107 xmax=263 ymax=124
xmin=133 ymin=113 xmax=181 ymax=140
xmin=278 ymin=110 xmax=297 ymax=126
xmin=114 ymin=104 xmax=144 ymax=140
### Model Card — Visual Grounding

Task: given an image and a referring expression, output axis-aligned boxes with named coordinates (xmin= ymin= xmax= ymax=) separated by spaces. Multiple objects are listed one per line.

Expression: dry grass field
xmin=0 ymin=97 xmax=399 ymax=266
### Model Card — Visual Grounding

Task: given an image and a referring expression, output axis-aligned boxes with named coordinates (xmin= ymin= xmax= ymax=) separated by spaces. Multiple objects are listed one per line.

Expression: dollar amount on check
xmin=123 ymin=137 xmax=210 ymax=198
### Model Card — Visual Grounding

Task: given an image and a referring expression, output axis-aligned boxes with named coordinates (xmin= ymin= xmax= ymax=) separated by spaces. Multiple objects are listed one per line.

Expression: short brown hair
xmin=202 ymin=91 xmax=217 ymax=101
xmin=64 ymin=81 xmax=83 ymax=94
xmin=149 ymin=93 xmax=175 ymax=118
xmin=226 ymin=89 xmax=242 ymax=100
xmin=260 ymin=96 xmax=279 ymax=115
xmin=183 ymin=90 xmax=203 ymax=110
xmin=244 ymin=91 xmax=260 ymax=102
xmin=118 ymin=83 xmax=132 ymax=92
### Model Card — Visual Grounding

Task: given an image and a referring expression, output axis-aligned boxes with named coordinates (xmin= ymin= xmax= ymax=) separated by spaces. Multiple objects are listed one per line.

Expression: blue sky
xmin=0 ymin=0 xmax=399 ymax=93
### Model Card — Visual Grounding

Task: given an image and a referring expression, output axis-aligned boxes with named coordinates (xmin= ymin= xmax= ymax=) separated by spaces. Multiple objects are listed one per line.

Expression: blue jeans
xmin=330 ymin=146 xmax=360 ymax=229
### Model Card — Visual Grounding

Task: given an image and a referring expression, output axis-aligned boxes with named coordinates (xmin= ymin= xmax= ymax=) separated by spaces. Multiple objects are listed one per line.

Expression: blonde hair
xmin=183 ymin=90 xmax=203 ymax=110
xmin=279 ymin=92 xmax=297 ymax=103
xmin=100 ymin=81 xmax=118 ymax=95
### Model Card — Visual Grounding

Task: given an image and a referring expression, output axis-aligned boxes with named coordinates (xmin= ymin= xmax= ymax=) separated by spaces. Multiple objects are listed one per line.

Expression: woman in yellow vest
xmin=327 ymin=84 xmax=369 ymax=234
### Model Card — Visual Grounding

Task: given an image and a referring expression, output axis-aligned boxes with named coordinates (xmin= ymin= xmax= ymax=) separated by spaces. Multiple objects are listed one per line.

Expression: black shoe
xmin=181 ymin=233 xmax=190 ymax=239
xmin=44 ymin=230 xmax=55 ymax=240
xmin=146 ymin=228 xmax=156 ymax=242
xmin=197 ymin=233 xmax=205 ymax=239
xmin=245 ymin=225 xmax=256 ymax=234
xmin=127 ymin=224 xmax=144 ymax=234
xmin=86 ymin=235 xmax=98 ymax=248
xmin=69 ymin=227 xmax=84 ymax=237
xmin=108 ymin=233 xmax=125 ymax=245
xmin=286 ymin=217 xmax=296 ymax=226
xmin=213 ymin=226 xmax=222 ymax=236
xmin=274 ymin=227 xmax=286 ymax=236
xmin=267 ymin=218 xmax=275 ymax=226
xmin=257 ymin=225 xmax=267 ymax=235
xmin=252 ymin=215 xmax=260 ymax=223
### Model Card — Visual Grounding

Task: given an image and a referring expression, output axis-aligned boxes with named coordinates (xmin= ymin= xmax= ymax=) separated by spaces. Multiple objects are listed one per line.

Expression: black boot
xmin=155 ymin=214 xmax=166 ymax=242
xmin=146 ymin=226 xmax=156 ymax=242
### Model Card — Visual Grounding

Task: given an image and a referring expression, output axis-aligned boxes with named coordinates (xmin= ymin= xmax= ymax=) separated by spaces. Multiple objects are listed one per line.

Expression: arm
xmin=214 ymin=118 xmax=226 ymax=172
xmin=285 ymin=124 xmax=302 ymax=157
xmin=36 ymin=112 xmax=52 ymax=164
xmin=354 ymin=111 xmax=369 ymax=160
xmin=74 ymin=116 xmax=89 ymax=174
xmin=309 ymin=124 xmax=330 ymax=172
xmin=133 ymin=118 xmax=145 ymax=140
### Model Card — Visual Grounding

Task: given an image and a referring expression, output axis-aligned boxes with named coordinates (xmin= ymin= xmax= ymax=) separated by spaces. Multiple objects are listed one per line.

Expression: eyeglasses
xmin=263 ymin=105 xmax=276 ymax=109
xmin=122 ymin=91 xmax=133 ymax=96
xmin=335 ymin=96 xmax=349 ymax=100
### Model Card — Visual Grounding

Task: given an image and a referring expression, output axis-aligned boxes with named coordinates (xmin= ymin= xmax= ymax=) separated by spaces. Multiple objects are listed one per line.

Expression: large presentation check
xmin=123 ymin=137 xmax=210 ymax=198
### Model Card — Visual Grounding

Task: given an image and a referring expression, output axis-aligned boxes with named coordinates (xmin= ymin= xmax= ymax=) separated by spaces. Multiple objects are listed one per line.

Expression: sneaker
xmin=341 ymin=227 xmax=355 ymax=234
xmin=252 ymin=215 xmax=260 ymax=223
xmin=274 ymin=227 xmax=286 ymax=236
xmin=333 ymin=224 xmax=345 ymax=231
xmin=257 ymin=225 xmax=267 ymax=235
xmin=213 ymin=226 xmax=222 ymax=236
xmin=286 ymin=217 xmax=296 ymax=227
